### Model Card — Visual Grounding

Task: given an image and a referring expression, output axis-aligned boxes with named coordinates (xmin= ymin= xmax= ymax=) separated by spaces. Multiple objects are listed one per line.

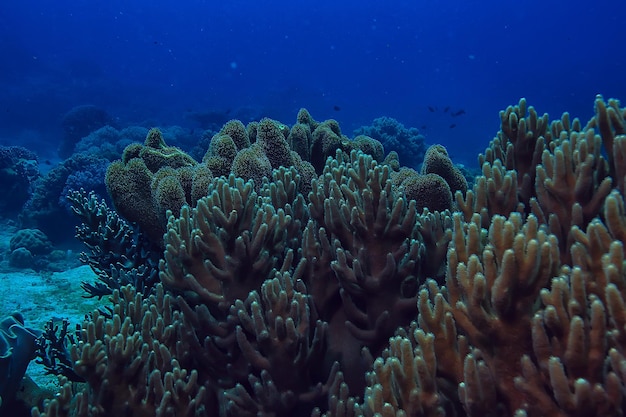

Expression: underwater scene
xmin=1 ymin=0 xmax=626 ymax=416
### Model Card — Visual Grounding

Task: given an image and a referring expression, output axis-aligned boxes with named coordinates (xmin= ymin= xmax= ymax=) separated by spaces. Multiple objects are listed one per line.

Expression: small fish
xmin=421 ymin=125 xmax=427 ymax=130
xmin=443 ymin=106 xmax=450 ymax=113
xmin=451 ymin=109 xmax=466 ymax=117
xmin=428 ymin=106 xmax=436 ymax=112
xmin=333 ymin=105 xmax=341 ymax=111
xmin=449 ymin=123 xmax=456 ymax=128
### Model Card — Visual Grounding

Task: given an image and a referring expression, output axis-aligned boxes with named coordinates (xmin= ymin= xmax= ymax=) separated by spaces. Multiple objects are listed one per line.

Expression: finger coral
xmin=33 ymin=97 xmax=626 ymax=417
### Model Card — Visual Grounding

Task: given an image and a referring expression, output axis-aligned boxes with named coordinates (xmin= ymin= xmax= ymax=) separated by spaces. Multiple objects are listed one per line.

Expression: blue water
xmin=1 ymin=0 xmax=625 ymax=164
xmin=2 ymin=2 xmax=626 ymax=414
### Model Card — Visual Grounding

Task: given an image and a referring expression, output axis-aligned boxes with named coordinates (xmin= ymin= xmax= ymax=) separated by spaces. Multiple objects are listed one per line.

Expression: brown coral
xmin=421 ymin=144 xmax=468 ymax=197
xmin=106 ymin=128 xmax=211 ymax=244
xmin=37 ymin=98 xmax=626 ymax=417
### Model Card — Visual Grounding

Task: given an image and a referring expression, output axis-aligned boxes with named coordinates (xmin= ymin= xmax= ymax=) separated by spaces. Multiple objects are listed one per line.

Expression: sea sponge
xmin=421 ymin=144 xmax=468 ymax=196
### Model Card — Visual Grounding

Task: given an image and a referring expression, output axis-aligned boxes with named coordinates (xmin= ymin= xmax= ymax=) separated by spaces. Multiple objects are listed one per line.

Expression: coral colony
xmin=3 ymin=96 xmax=626 ymax=416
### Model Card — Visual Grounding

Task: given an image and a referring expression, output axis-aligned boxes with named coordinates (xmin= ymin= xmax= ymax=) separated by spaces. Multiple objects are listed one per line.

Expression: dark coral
xmin=9 ymin=228 xmax=52 ymax=256
xmin=67 ymin=189 xmax=160 ymax=297
xmin=20 ymin=152 xmax=110 ymax=242
xmin=354 ymin=116 xmax=425 ymax=169
xmin=389 ymin=144 xmax=467 ymax=213
xmin=421 ymin=144 xmax=468 ymax=197
xmin=105 ymin=128 xmax=206 ymax=244
xmin=33 ymin=111 xmax=482 ymax=417
xmin=59 ymin=105 xmax=113 ymax=158
xmin=0 ymin=146 xmax=39 ymax=216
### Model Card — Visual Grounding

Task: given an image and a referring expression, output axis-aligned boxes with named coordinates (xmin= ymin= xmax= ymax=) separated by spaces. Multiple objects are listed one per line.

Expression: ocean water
xmin=2 ymin=0 xmax=624 ymax=163
xmin=1 ymin=0 xmax=626 ymax=415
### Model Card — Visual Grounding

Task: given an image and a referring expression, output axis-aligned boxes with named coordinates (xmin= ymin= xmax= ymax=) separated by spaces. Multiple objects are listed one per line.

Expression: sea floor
xmin=0 ymin=219 xmax=103 ymax=394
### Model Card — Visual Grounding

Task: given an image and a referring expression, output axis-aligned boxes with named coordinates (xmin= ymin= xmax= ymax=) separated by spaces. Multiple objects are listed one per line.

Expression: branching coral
xmin=32 ymin=285 xmax=211 ymax=417
xmin=67 ymin=189 xmax=160 ymax=297
xmin=33 ymin=98 xmax=626 ymax=417
xmin=308 ymin=150 xmax=422 ymax=351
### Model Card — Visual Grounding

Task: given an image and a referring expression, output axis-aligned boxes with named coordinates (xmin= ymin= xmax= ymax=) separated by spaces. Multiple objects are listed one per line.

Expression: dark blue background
xmin=1 ymin=0 xmax=624 ymax=164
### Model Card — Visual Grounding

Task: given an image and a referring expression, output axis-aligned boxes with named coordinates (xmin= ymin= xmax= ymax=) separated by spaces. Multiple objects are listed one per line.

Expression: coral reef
xmin=5 ymin=228 xmax=75 ymax=271
xmin=390 ymin=144 xmax=467 ymax=213
xmin=31 ymin=97 xmax=626 ymax=417
xmin=20 ymin=152 xmax=111 ymax=242
xmin=67 ymin=189 xmax=160 ymax=297
xmin=105 ymin=111 xmax=381 ymax=247
xmin=0 ymin=145 xmax=40 ymax=216
xmin=421 ymin=144 xmax=468 ymax=197
xmin=354 ymin=116 xmax=426 ymax=169
xmin=59 ymin=105 xmax=113 ymax=158
xmin=9 ymin=228 xmax=52 ymax=255
xmin=105 ymin=127 xmax=203 ymax=243
xmin=74 ymin=125 xmax=149 ymax=161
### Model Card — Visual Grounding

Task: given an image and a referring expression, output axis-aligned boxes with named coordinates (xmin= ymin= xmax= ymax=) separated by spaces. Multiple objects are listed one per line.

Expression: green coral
xmin=256 ymin=118 xmax=294 ymax=169
xmin=231 ymin=145 xmax=272 ymax=190
xmin=218 ymin=119 xmax=250 ymax=150
xmin=106 ymin=128 xmax=211 ymax=244
xmin=421 ymin=144 xmax=468 ymax=196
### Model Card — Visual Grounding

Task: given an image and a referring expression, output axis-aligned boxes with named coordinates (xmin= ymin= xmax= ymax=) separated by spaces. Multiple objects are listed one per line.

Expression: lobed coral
xmin=390 ymin=144 xmax=467 ymax=213
xmin=32 ymin=97 xmax=626 ymax=417
xmin=106 ymin=111 xmax=382 ymax=248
